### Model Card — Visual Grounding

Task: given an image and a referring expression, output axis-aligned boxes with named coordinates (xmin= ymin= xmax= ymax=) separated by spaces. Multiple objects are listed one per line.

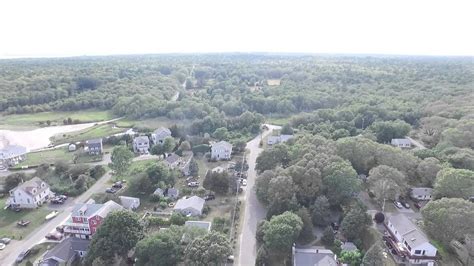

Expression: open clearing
xmin=51 ymin=124 xmax=124 ymax=145
xmin=16 ymin=147 xmax=74 ymax=167
xmin=0 ymin=110 xmax=114 ymax=130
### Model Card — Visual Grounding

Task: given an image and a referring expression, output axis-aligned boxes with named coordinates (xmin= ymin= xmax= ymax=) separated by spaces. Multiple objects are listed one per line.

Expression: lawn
xmin=116 ymin=117 xmax=180 ymax=129
xmin=265 ymin=115 xmax=291 ymax=126
xmin=0 ymin=110 xmax=114 ymax=129
xmin=0 ymin=198 xmax=52 ymax=239
xmin=16 ymin=147 xmax=75 ymax=167
xmin=50 ymin=124 xmax=125 ymax=145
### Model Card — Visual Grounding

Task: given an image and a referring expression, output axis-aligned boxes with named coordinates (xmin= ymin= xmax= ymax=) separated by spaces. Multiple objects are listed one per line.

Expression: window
xmin=415 ymin=250 xmax=421 ymax=255
xmin=27 ymin=198 xmax=30 ymax=204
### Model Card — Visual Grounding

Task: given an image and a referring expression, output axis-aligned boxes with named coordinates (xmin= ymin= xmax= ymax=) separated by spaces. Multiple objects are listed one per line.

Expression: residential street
xmin=0 ymin=151 xmax=160 ymax=265
xmin=237 ymin=124 xmax=280 ymax=266
xmin=0 ymin=171 xmax=112 ymax=265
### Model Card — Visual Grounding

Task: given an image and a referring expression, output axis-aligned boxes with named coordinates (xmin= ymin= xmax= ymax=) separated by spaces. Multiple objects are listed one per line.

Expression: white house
xmin=174 ymin=196 xmax=205 ymax=216
xmin=151 ymin=127 xmax=172 ymax=145
xmin=391 ymin=138 xmax=412 ymax=148
xmin=410 ymin=187 xmax=433 ymax=201
xmin=386 ymin=214 xmax=438 ymax=265
xmin=8 ymin=177 xmax=52 ymax=208
xmin=133 ymin=136 xmax=150 ymax=154
xmin=211 ymin=141 xmax=232 ymax=160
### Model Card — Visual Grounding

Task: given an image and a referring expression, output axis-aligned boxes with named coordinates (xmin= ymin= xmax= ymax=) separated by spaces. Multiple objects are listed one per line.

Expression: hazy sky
xmin=1 ymin=0 xmax=473 ymax=58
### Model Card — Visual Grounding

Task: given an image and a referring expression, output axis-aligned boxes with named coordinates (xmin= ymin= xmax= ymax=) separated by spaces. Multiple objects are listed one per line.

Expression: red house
xmin=64 ymin=200 xmax=123 ymax=239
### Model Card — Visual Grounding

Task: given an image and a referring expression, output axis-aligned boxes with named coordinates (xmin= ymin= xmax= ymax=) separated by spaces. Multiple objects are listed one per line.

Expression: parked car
xmin=45 ymin=232 xmax=63 ymax=241
xmin=0 ymin=243 xmax=5 ymax=250
xmin=56 ymin=225 xmax=65 ymax=233
xmin=241 ymin=179 xmax=247 ymax=186
xmin=401 ymin=201 xmax=410 ymax=209
xmin=330 ymin=222 xmax=339 ymax=231
xmin=204 ymin=194 xmax=215 ymax=201
xmin=393 ymin=201 xmax=403 ymax=209
xmin=186 ymin=176 xmax=194 ymax=182
xmin=16 ymin=249 xmax=31 ymax=263
xmin=0 ymin=238 xmax=11 ymax=244
xmin=106 ymin=188 xmax=118 ymax=194
xmin=58 ymin=195 xmax=68 ymax=200
xmin=17 ymin=220 xmax=31 ymax=227
xmin=112 ymin=181 xmax=123 ymax=189
xmin=187 ymin=182 xmax=199 ymax=187
xmin=51 ymin=197 xmax=64 ymax=204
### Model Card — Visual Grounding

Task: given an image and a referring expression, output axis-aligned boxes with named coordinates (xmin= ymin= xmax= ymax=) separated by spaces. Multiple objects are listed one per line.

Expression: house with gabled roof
xmin=174 ymin=196 xmax=205 ymax=216
xmin=40 ymin=237 xmax=90 ymax=266
xmin=391 ymin=138 xmax=411 ymax=148
xmin=292 ymin=245 xmax=338 ymax=266
xmin=8 ymin=177 xmax=52 ymax=208
xmin=0 ymin=145 xmax=27 ymax=169
xmin=151 ymin=127 xmax=172 ymax=145
xmin=385 ymin=214 xmax=438 ymax=265
xmin=85 ymin=139 xmax=103 ymax=155
xmin=133 ymin=136 xmax=150 ymax=154
xmin=410 ymin=187 xmax=433 ymax=201
xmin=211 ymin=141 xmax=232 ymax=160
xmin=64 ymin=200 xmax=123 ymax=239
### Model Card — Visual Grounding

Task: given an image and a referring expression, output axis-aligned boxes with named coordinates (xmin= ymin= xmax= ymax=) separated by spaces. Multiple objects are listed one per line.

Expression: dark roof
xmin=165 ymin=153 xmax=180 ymax=164
xmin=42 ymin=237 xmax=90 ymax=263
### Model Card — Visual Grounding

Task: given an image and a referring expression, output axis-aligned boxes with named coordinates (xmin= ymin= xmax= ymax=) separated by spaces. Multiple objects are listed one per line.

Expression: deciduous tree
xmin=110 ymin=146 xmax=133 ymax=175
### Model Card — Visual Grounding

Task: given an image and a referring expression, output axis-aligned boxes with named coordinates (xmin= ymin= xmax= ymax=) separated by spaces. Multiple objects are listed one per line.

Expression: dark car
xmin=204 ymin=194 xmax=215 ymax=201
xmin=16 ymin=249 xmax=31 ymax=263
xmin=106 ymin=188 xmax=118 ymax=194
xmin=330 ymin=222 xmax=339 ymax=231
xmin=401 ymin=201 xmax=410 ymax=209
xmin=45 ymin=232 xmax=63 ymax=241
xmin=56 ymin=225 xmax=65 ymax=233
xmin=112 ymin=181 xmax=123 ymax=189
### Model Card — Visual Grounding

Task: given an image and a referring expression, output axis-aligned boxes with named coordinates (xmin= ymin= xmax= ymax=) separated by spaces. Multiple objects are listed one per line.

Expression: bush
xmin=147 ymin=217 xmax=170 ymax=227
xmin=89 ymin=165 xmax=106 ymax=179
xmin=192 ymin=144 xmax=210 ymax=154
xmin=149 ymin=194 xmax=161 ymax=202
xmin=169 ymin=213 xmax=187 ymax=225
xmin=159 ymin=201 xmax=168 ymax=209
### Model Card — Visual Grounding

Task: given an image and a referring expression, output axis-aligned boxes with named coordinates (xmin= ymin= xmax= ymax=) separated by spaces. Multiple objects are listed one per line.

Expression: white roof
xmin=212 ymin=141 xmax=232 ymax=149
xmin=391 ymin=138 xmax=411 ymax=145
xmin=174 ymin=196 xmax=205 ymax=212
xmin=119 ymin=196 xmax=140 ymax=209
xmin=211 ymin=166 xmax=226 ymax=173
xmin=96 ymin=200 xmax=124 ymax=217
xmin=388 ymin=214 xmax=434 ymax=249
xmin=154 ymin=127 xmax=172 ymax=138
xmin=133 ymin=136 xmax=149 ymax=143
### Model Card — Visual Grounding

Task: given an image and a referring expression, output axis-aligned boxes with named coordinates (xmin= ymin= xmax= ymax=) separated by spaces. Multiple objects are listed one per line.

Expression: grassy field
xmin=0 ymin=198 xmax=52 ymax=239
xmin=0 ymin=110 xmax=114 ymax=129
xmin=116 ymin=117 xmax=181 ymax=129
xmin=16 ymin=147 xmax=74 ymax=167
xmin=51 ymin=124 xmax=124 ymax=145
xmin=266 ymin=116 xmax=291 ymax=126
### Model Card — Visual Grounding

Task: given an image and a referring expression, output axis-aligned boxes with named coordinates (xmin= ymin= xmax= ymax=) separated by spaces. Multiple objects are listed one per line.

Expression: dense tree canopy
xmin=433 ymin=168 xmax=474 ymax=199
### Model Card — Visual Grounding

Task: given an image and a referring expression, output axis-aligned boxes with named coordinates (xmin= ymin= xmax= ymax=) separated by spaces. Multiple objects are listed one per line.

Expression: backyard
xmin=16 ymin=147 xmax=75 ymax=168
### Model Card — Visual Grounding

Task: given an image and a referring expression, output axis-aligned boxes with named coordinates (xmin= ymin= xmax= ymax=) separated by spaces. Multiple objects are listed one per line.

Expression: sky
xmin=0 ymin=0 xmax=473 ymax=58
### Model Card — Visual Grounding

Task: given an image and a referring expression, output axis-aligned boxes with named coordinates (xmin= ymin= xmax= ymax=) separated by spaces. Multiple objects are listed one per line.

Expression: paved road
xmin=237 ymin=124 xmax=280 ymax=266
xmin=0 ymin=171 xmax=113 ymax=265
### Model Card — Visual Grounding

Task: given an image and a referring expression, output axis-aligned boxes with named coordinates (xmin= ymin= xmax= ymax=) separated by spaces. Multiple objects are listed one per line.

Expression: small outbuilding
xmin=119 ymin=196 xmax=140 ymax=210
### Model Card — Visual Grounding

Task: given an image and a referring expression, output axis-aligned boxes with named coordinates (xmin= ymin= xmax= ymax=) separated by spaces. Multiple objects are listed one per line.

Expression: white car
xmin=393 ymin=201 xmax=403 ymax=209
xmin=0 ymin=243 xmax=5 ymax=250
xmin=241 ymin=179 xmax=247 ymax=186
xmin=187 ymin=182 xmax=199 ymax=187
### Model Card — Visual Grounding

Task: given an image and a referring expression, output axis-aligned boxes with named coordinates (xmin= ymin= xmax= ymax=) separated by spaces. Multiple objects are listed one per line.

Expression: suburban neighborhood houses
xmin=64 ymin=200 xmax=123 ymax=239
xmin=8 ymin=177 xmax=52 ymax=208
xmin=132 ymin=135 xmax=150 ymax=154
xmin=0 ymin=144 xmax=27 ymax=169
xmin=151 ymin=127 xmax=172 ymax=145
xmin=85 ymin=139 xmax=103 ymax=155
xmin=173 ymin=195 xmax=205 ymax=217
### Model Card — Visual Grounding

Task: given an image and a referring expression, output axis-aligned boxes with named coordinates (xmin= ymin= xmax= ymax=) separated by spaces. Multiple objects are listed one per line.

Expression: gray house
xmin=174 ymin=196 xmax=205 ymax=216
xmin=133 ymin=136 xmax=150 ymax=154
xmin=267 ymin=134 xmax=294 ymax=145
xmin=85 ymin=139 xmax=103 ymax=155
xmin=166 ymin=188 xmax=179 ymax=199
xmin=40 ymin=237 xmax=90 ymax=266
xmin=211 ymin=141 xmax=232 ymax=160
xmin=152 ymin=127 xmax=172 ymax=145
xmin=0 ymin=145 xmax=27 ymax=169
xmin=292 ymin=246 xmax=338 ymax=266
xmin=153 ymin=188 xmax=164 ymax=197
xmin=410 ymin=187 xmax=433 ymax=201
